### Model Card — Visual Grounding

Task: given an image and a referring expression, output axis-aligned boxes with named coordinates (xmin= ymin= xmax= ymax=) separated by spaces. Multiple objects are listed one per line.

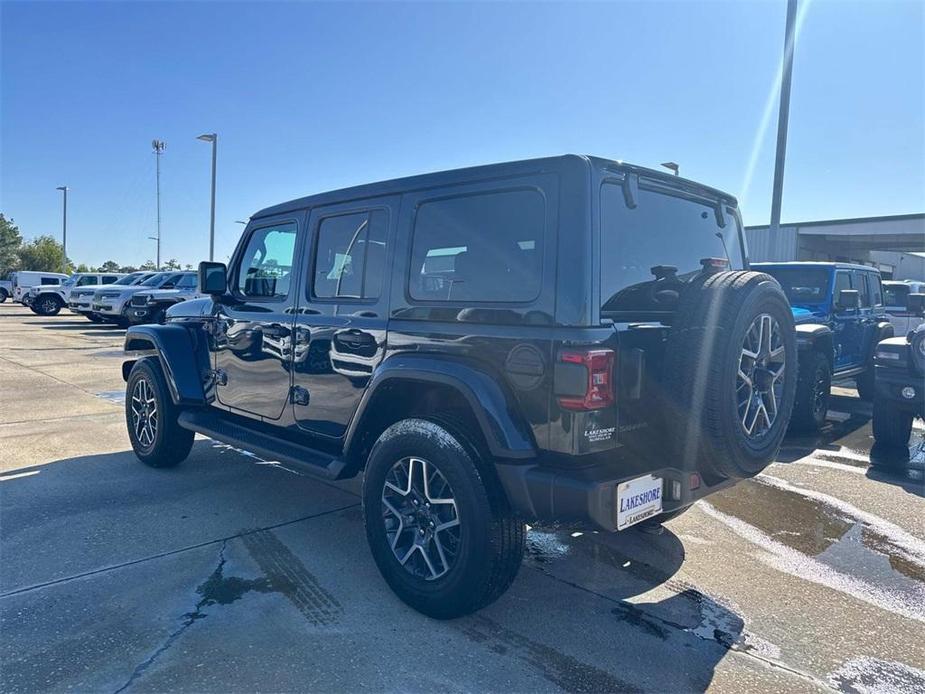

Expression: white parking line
xmin=0 ymin=470 xmax=40 ymax=482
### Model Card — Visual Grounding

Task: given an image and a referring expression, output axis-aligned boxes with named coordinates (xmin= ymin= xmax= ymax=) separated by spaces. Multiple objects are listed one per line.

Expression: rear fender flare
xmin=123 ymin=324 xmax=209 ymax=405
xmin=344 ymin=353 xmax=536 ymax=462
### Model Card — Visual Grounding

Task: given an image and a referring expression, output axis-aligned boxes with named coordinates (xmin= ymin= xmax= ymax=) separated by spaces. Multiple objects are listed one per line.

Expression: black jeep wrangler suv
xmin=122 ymin=155 xmax=797 ymax=618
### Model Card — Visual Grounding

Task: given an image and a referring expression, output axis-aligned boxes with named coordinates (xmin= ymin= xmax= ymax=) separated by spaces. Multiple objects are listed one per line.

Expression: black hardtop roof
xmin=251 ymin=154 xmax=738 ymax=220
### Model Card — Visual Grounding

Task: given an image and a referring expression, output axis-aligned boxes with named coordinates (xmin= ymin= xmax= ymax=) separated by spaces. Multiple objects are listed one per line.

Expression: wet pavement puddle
xmin=704 ymin=476 xmax=925 ymax=623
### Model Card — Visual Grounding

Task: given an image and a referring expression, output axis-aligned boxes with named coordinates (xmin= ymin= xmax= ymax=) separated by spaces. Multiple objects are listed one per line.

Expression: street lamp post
xmin=197 ymin=133 xmax=218 ymax=262
xmin=56 ymin=186 xmax=68 ymax=272
xmin=770 ymin=0 xmax=798 ymax=233
xmin=152 ymin=139 xmax=166 ymax=269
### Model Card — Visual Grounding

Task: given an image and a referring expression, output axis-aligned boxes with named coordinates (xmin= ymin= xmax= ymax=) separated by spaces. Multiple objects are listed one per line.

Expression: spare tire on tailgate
xmin=664 ymin=270 xmax=796 ymax=480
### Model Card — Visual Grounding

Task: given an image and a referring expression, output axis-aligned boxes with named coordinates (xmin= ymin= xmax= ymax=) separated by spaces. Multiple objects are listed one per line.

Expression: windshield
xmin=139 ymin=273 xmax=165 ymax=286
xmin=600 ymin=181 xmax=744 ymax=318
xmin=63 ymin=276 xmax=78 ymax=287
xmin=113 ymin=274 xmax=139 ymax=286
xmin=760 ymin=267 xmax=831 ymax=305
xmin=882 ymin=283 xmax=909 ymax=308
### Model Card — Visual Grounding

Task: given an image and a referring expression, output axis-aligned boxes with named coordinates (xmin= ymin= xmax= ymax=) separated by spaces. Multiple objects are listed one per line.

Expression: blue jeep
xmin=753 ymin=262 xmax=893 ymax=431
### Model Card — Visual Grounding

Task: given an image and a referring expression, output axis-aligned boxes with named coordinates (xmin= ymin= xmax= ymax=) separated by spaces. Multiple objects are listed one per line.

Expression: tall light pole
xmin=770 ymin=0 xmax=798 ymax=233
xmin=197 ymin=133 xmax=217 ymax=261
xmin=56 ymin=186 xmax=68 ymax=272
xmin=152 ymin=139 xmax=166 ymax=269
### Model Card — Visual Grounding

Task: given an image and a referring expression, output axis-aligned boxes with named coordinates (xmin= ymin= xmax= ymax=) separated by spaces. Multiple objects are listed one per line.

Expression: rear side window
xmin=409 ymin=189 xmax=544 ymax=302
xmin=237 ymin=223 xmax=298 ymax=298
xmin=313 ymin=210 xmax=388 ymax=300
xmin=41 ymin=277 xmax=61 ymax=285
xmin=868 ymin=273 xmax=882 ymax=306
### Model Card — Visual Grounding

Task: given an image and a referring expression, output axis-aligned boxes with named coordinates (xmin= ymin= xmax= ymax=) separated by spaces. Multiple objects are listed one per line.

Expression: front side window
xmin=237 ymin=222 xmax=298 ymax=298
xmin=313 ymin=210 xmax=387 ymax=300
xmin=409 ymin=189 xmax=544 ymax=302
xmin=77 ymin=276 xmax=97 ymax=286
xmin=177 ymin=274 xmax=198 ymax=289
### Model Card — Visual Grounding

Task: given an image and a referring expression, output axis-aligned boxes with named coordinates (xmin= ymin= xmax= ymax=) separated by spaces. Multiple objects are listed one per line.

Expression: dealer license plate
xmin=616 ymin=474 xmax=663 ymax=530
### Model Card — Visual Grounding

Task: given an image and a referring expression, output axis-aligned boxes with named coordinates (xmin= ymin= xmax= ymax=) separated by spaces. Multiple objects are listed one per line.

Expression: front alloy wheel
xmin=130 ymin=376 xmax=158 ymax=450
xmin=38 ymin=297 xmax=60 ymax=315
xmin=382 ymin=457 xmax=461 ymax=581
xmin=737 ymin=313 xmax=786 ymax=438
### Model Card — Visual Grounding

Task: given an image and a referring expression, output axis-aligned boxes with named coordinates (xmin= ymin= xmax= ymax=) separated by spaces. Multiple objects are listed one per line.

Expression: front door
xmin=214 ymin=217 xmax=302 ymax=420
xmin=289 ymin=198 xmax=396 ymax=438
xmin=832 ymin=269 xmax=861 ymax=370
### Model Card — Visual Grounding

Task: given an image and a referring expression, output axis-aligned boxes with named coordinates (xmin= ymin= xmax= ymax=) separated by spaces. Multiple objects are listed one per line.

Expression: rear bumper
xmin=495 ymin=460 xmax=735 ymax=532
xmin=875 ymin=365 xmax=925 ymax=413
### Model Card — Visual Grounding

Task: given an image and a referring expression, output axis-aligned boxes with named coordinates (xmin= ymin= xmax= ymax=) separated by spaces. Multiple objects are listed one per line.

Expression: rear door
xmin=289 ymin=197 xmax=396 ymax=438
xmin=854 ymin=269 xmax=878 ymax=363
xmin=213 ymin=216 xmax=303 ymax=420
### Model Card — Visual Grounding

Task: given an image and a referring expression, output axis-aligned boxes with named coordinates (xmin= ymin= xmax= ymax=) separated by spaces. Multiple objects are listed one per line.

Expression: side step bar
xmin=178 ymin=410 xmax=347 ymax=480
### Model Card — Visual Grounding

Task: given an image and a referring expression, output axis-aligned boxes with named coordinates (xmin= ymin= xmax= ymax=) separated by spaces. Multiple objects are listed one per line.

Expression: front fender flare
xmin=344 ymin=353 xmax=536 ymax=461
xmin=123 ymin=324 xmax=208 ymax=405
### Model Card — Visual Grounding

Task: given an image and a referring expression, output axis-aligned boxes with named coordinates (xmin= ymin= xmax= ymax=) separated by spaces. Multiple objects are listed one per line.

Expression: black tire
xmin=664 ymin=271 xmax=798 ymax=480
xmin=34 ymin=295 xmax=63 ymax=316
xmin=0 ymin=288 xmax=7 ymax=303
xmin=363 ymin=418 xmax=525 ymax=619
xmin=855 ymin=365 xmax=875 ymax=401
xmin=789 ymin=351 xmax=831 ymax=432
xmin=871 ymin=398 xmax=913 ymax=450
xmin=125 ymin=358 xmax=194 ymax=468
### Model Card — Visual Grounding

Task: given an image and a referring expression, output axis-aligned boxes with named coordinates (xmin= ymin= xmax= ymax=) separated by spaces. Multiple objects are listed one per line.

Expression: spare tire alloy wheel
xmin=130 ymin=376 xmax=158 ymax=451
xmin=736 ymin=313 xmax=786 ymax=438
xmin=382 ymin=457 xmax=461 ymax=580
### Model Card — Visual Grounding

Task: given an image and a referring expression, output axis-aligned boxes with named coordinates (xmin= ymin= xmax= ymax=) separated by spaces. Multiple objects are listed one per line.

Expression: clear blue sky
xmin=1 ymin=0 xmax=922 ymax=268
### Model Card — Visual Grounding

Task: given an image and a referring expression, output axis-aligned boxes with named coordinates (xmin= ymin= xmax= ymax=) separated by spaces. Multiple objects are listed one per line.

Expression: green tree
xmin=76 ymin=263 xmax=92 ymax=273
xmin=18 ymin=235 xmax=68 ymax=273
xmin=139 ymin=260 xmax=157 ymax=271
xmin=99 ymin=260 xmax=121 ymax=273
xmin=163 ymin=258 xmax=181 ymax=270
xmin=0 ymin=213 xmax=23 ymax=274
xmin=119 ymin=265 xmax=138 ymax=273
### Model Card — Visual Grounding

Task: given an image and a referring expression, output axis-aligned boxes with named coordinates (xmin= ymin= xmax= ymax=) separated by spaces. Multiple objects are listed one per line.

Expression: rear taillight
xmin=557 ymin=349 xmax=615 ymax=411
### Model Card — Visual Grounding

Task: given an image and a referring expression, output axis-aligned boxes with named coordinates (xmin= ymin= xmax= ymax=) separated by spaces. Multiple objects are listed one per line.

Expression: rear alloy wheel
xmin=382 ymin=457 xmax=462 ymax=581
xmin=363 ymin=418 xmax=525 ymax=619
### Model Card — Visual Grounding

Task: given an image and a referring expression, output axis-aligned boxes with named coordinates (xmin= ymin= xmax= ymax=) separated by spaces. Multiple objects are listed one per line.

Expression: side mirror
xmin=836 ymin=289 xmax=859 ymax=311
xmin=907 ymin=293 xmax=925 ymax=316
xmin=199 ymin=261 xmax=228 ymax=295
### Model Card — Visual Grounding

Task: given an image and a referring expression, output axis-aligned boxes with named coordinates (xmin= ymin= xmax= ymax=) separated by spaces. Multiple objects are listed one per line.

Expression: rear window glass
xmin=600 ymin=181 xmax=743 ymax=317
xmin=409 ymin=190 xmax=544 ymax=303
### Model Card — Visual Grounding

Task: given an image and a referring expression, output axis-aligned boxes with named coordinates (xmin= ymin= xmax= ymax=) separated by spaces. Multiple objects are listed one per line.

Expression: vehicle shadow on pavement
xmin=0 ymin=442 xmax=746 ymax=692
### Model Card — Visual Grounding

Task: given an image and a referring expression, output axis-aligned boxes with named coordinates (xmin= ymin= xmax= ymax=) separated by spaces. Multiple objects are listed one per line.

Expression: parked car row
xmin=4 ymin=269 xmax=202 ymax=326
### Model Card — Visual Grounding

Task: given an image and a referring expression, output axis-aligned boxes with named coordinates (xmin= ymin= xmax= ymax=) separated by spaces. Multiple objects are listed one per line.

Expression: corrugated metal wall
xmin=744 ymin=226 xmax=798 ymax=262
